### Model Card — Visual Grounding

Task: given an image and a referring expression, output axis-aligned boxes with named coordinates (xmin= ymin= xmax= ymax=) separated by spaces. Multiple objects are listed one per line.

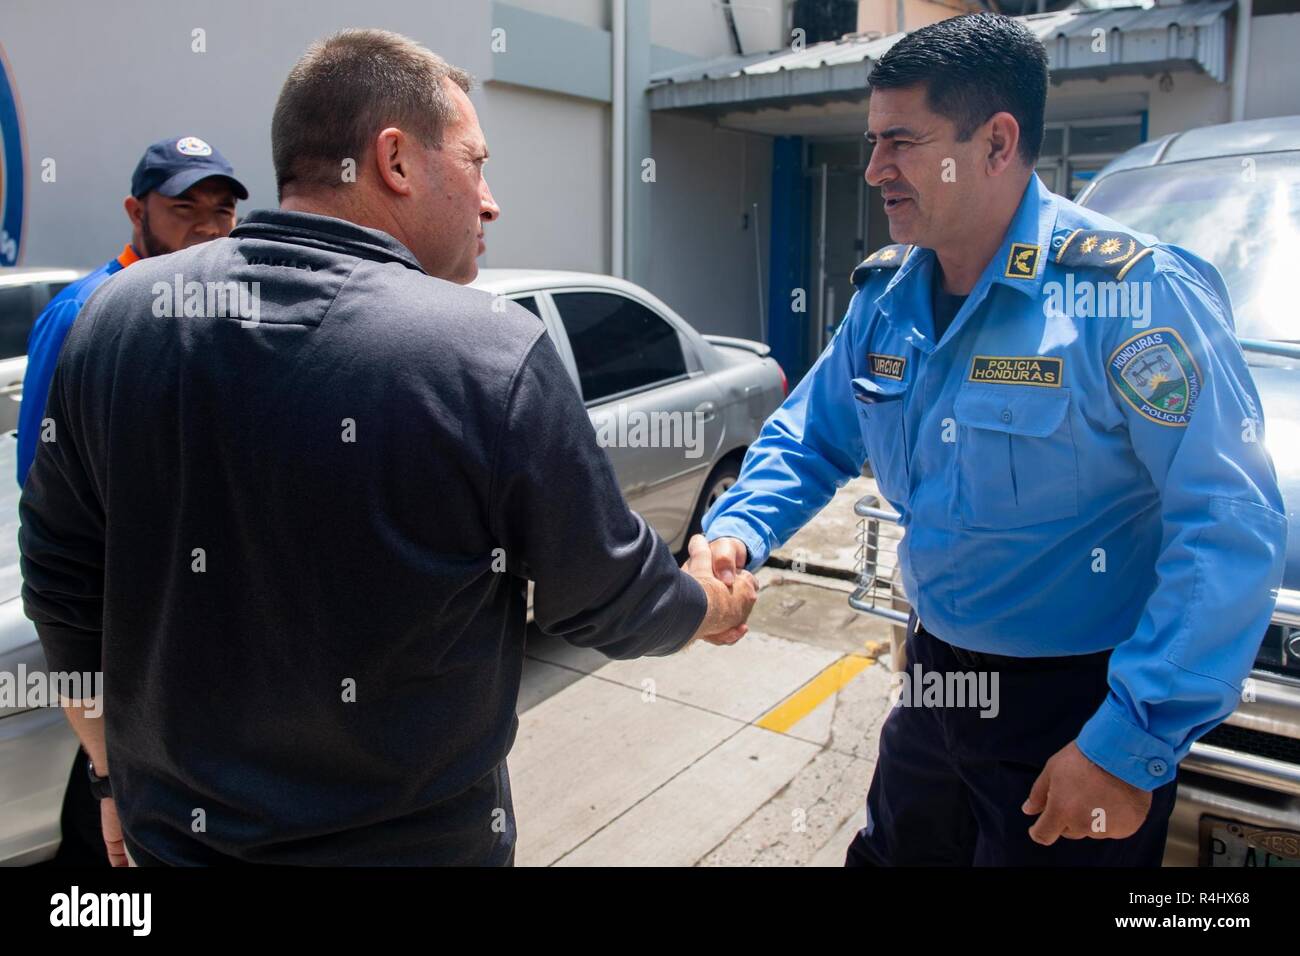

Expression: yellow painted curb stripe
xmin=755 ymin=654 xmax=874 ymax=734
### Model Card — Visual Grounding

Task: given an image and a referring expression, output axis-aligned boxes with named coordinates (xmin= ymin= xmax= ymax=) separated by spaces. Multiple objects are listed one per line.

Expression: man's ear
xmin=123 ymin=195 xmax=144 ymax=229
xmin=984 ymin=112 xmax=1022 ymax=176
xmin=373 ymin=127 xmax=414 ymax=197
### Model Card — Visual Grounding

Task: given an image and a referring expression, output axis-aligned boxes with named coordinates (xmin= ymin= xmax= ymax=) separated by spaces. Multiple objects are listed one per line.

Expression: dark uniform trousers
xmin=846 ymin=616 xmax=1178 ymax=866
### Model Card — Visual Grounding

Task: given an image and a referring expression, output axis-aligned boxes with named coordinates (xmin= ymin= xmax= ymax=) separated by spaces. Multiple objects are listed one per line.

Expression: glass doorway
xmin=806 ymin=138 xmax=871 ymax=359
xmin=1036 ymin=116 xmax=1145 ymax=198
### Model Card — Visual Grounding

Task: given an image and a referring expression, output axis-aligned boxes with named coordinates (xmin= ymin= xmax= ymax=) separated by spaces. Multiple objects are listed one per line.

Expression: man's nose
xmin=864 ymin=145 xmax=891 ymax=188
xmin=480 ymin=180 xmax=500 ymax=223
xmin=193 ymin=216 xmax=223 ymax=239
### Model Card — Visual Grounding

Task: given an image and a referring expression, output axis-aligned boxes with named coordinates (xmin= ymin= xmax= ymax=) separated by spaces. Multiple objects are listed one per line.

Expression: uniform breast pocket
xmin=852 ymin=377 xmax=910 ymax=506
xmin=953 ymin=384 xmax=1079 ymax=530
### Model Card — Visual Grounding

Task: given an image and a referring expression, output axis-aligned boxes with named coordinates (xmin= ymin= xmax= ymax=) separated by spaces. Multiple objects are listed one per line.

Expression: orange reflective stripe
xmin=115 ymin=243 xmax=141 ymax=268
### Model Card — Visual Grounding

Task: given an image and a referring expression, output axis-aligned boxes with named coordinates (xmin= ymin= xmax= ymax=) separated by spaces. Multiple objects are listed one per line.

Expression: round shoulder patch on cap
xmin=176 ymin=136 xmax=213 ymax=157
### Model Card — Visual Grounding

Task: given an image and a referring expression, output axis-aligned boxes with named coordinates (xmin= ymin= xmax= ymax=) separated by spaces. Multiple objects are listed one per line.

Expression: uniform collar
xmin=873 ymin=174 xmax=1058 ymax=349
xmin=230 ymin=209 xmax=427 ymax=274
xmin=984 ymin=173 xmax=1058 ymax=301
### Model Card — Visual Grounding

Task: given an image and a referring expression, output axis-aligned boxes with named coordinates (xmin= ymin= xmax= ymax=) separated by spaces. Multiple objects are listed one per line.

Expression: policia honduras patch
xmin=1108 ymin=328 xmax=1201 ymax=426
xmin=969 ymin=355 xmax=1062 ymax=386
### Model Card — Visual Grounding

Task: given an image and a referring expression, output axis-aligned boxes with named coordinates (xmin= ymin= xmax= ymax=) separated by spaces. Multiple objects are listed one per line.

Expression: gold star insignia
xmin=1103 ymin=238 xmax=1136 ymax=264
xmin=1080 ymin=235 xmax=1099 ymax=254
xmin=1099 ymin=237 xmax=1122 ymax=255
xmin=878 ymin=248 xmax=897 ymax=261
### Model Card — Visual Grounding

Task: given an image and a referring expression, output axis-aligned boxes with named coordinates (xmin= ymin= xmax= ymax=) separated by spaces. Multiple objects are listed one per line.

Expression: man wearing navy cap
xmin=18 ymin=135 xmax=245 ymax=867
xmin=18 ymin=135 xmax=247 ymax=486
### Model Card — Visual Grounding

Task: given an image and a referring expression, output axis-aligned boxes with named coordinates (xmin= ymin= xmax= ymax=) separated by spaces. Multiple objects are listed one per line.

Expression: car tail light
xmin=777 ymin=363 xmax=788 ymax=397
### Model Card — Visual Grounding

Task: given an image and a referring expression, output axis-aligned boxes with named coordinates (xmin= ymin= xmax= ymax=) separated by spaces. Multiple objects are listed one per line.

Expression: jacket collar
xmin=230 ymin=209 xmax=427 ymax=274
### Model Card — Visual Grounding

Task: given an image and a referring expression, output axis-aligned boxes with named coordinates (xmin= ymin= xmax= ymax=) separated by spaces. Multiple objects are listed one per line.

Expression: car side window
xmin=0 ymin=286 xmax=36 ymax=361
xmin=512 ymin=296 xmax=541 ymax=318
xmin=552 ymin=291 xmax=687 ymax=403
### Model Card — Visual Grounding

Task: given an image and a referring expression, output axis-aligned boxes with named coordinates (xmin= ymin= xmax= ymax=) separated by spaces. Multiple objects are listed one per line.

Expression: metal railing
xmin=847 ymin=494 xmax=909 ymax=625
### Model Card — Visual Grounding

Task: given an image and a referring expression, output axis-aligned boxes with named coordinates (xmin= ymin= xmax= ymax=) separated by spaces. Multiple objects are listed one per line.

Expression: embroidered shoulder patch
xmin=869 ymin=353 xmax=906 ymax=380
xmin=969 ymin=355 xmax=1062 ymax=387
xmin=1108 ymin=327 xmax=1201 ymax=426
xmin=1055 ymin=228 xmax=1154 ymax=280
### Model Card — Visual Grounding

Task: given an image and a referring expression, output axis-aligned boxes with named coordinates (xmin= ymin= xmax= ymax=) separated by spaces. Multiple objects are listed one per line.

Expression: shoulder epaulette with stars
xmin=1053 ymin=229 xmax=1154 ymax=280
xmin=850 ymin=244 xmax=914 ymax=286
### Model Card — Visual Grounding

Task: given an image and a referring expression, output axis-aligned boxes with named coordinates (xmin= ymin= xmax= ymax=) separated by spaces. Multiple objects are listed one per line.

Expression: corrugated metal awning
xmin=648 ymin=1 xmax=1234 ymax=112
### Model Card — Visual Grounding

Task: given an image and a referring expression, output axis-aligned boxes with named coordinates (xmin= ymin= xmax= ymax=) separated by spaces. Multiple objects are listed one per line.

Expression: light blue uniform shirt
xmin=704 ymin=174 xmax=1288 ymax=791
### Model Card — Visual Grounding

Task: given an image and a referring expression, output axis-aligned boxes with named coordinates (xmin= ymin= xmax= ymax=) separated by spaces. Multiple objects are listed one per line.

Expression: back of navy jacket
xmin=19 ymin=210 xmax=707 ymax=865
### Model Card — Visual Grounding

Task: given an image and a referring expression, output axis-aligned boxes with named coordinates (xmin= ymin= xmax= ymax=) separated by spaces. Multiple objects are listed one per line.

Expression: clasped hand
xmin=682 ymin=534 xmax=758 ymax=646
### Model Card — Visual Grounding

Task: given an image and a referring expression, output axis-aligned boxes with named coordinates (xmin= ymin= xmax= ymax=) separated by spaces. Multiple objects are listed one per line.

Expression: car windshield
xmin=1081 ymin=152 xmax=1300 ymax=342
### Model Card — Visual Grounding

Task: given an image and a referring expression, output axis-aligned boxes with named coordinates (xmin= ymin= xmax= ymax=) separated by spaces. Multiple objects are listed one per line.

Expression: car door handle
xmin=698 ymin=401 xmax=717 ymax=423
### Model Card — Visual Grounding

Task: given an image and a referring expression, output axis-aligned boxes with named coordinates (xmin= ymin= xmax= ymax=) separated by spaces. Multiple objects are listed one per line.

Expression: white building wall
xmin=2 ymin=0 xmax=496 ymax=268
xmin=1048 ymin=71 xmax=1231 ymax=138
xmin=504 ymin=0 xmax=608 ymax=29
xmin=1245 ymin=13 xmax=1300 ymax=121
xmin=477 ymin=83 xmax=610 ymax=272
xmin=647 ymin=112 xmax=772 ymax=340
xmin=2 ymin=0 xmax=778 ymax=340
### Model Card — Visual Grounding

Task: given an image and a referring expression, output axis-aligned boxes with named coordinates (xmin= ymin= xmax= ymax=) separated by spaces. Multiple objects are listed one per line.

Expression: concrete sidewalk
xmin=769 ymin=474 xmax=878 ymax=578
xmin=510 ymin=479 xmax=898 ymax=866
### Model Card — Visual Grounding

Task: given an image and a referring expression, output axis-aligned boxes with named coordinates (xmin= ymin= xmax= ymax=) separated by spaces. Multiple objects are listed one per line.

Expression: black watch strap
xmin=85 ymin=754 xmax=113 ymax=801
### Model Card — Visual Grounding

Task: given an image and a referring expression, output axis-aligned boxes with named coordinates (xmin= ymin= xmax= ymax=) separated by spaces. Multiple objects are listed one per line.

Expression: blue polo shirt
xmin=17 ymin=244 xmax=139 ymax=485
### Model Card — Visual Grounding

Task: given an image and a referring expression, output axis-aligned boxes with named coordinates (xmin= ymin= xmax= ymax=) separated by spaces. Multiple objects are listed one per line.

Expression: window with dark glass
xmin=552 ymin=291 xmax=687 ymax=403
xmin=512 ymin=295 xmax=541 ymax=318
xmin=792 ymin=0 xmax=858 ymax=44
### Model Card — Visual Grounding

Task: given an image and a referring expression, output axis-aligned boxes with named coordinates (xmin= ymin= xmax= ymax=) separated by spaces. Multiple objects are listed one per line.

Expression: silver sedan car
xmin=470 ymin=269 xmax=786 ymax=553
xmin=0 ymin=268 xmax=785 ymax=864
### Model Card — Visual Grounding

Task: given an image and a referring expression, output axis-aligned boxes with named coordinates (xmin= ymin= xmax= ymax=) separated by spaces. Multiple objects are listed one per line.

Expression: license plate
xmin=1201 ymin=816 xmax=1300 ymax=867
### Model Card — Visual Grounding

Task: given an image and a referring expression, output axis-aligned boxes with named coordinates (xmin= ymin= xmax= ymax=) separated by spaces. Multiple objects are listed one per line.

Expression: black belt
xmin=914 ymin=618 xmax=1111 ymax=673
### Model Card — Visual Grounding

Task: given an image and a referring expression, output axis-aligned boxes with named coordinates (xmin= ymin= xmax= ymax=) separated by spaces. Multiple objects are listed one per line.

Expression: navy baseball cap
xmin=130 ymin=136 xmax=249 ymax=200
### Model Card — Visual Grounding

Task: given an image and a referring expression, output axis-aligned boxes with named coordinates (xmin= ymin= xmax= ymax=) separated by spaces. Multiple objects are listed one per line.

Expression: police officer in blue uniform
xmin=704 ymin=14 xmax=1288 ymax=865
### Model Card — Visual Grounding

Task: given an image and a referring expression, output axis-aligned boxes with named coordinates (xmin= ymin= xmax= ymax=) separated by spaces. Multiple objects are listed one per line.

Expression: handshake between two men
xmin=680 ymin=534 xmax=759 ymax=648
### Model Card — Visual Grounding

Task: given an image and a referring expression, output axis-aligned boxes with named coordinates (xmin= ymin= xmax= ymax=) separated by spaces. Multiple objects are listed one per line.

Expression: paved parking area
xmin=510 ymin=478 xmax=900 ymax=867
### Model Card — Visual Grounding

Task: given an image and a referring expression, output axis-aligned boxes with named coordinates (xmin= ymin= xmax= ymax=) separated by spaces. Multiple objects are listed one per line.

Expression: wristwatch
xmin=85 ymin=753 xmax=113 ymax=801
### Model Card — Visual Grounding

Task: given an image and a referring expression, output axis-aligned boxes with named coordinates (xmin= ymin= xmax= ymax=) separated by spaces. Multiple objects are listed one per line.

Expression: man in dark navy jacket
xmin=19 ymin=29 xmax=756 ymax=866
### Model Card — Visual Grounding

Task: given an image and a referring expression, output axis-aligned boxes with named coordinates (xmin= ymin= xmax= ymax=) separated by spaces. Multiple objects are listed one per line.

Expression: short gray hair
xmin=272 ymin=29 xmax=474 ymax=196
